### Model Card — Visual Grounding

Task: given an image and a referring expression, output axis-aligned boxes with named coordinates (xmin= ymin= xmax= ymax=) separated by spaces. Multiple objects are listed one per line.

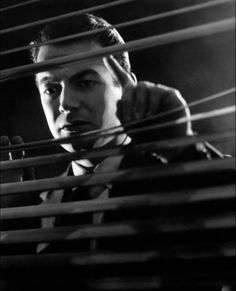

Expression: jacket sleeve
xmin=167 ymin=141 xmax=227 ymax=163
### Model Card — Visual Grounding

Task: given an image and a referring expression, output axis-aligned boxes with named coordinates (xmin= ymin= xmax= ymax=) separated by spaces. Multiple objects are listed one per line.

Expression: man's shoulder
xmin=120 ymin=141 xmax=225 ymax=168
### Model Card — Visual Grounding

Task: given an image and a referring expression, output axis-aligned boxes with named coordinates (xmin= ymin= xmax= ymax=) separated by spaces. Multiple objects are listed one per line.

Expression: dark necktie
xmin=55 ymin=185 xmax=92 ymax=227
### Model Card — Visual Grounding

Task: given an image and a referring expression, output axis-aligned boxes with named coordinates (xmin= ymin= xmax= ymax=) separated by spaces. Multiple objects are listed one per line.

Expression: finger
xmin=146 ymin=86 xmax=163 ymax=117
xmin=158 ymin=87 xmax=192 ymax=135
xmin=0 ymin=136 xmax=11 ymax=161
xmin=117 ymin=85 xmax=135 ymax=123
xmin=104 ymin=55 xmax=136 ymax=88
xmin=11 ymin=136 xmax=25 ymax=160
xmin=134 ymin=82 xmax=151 ymax=120
xmin=155 ymin=84 xmax=187 ymax=111
xmin=11 ymin=136 xmax=35 ymax=181
xmin=148 ymin=85 xmax=192 ymax=137
xmin=155 ymin=85 xmax=188 ymax=118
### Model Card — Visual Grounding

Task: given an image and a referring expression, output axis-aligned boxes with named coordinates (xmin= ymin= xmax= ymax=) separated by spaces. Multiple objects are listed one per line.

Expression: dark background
xmin=0 ymin=0 xmax=235 ymax=178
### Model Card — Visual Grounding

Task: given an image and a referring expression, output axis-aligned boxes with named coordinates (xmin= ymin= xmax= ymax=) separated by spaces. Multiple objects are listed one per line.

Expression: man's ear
xmin=130 ymin=72 xmax=137 ymax=84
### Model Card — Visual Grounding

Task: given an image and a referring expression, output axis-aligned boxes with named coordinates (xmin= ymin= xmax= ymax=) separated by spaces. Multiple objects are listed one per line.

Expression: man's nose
xmin=59 ymin=86 xmax=81 ymax=113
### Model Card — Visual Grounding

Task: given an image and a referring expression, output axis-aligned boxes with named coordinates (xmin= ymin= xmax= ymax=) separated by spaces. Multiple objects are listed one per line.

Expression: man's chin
xmin=57 ymin=129 xmax=96 ymax=152
xmin=61 ymin=140 xmax=96 ymax=153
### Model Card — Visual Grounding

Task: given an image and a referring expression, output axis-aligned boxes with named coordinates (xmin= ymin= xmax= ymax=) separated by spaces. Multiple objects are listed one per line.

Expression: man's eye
xmin=77 ymin=80 xmax=98 ymax=89
xmin=44 ymin=85 xmax=61 ymax=97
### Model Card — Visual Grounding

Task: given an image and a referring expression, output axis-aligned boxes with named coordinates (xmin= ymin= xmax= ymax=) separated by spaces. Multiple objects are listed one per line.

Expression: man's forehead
xmin=36 ymin=42 xmax=108 ymax=84
xmin=37 ymin=41 xmax=102 ymax=62
xmin=36 ymin=68 xmax=103 ymax=85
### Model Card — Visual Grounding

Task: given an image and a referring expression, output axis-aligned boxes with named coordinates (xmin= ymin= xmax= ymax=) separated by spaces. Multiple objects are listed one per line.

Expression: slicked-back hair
xmin=30 ymin=14 xmax=131 ymax=73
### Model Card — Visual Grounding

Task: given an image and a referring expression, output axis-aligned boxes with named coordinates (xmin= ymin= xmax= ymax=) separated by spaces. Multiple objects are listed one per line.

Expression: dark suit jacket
xmin=1 ymin=143 xmax=232 ymax=291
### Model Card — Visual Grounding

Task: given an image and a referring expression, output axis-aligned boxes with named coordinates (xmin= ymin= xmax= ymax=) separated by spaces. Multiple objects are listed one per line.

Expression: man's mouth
xmin=60 ymin=121 xmax=91 ymax=134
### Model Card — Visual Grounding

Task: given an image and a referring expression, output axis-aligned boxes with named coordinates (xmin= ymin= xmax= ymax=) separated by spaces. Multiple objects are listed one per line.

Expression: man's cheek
xmin=41 ymin=103 xmax=57 ymax=131
xmin=44 ymin=101 xmax=58 ymax=119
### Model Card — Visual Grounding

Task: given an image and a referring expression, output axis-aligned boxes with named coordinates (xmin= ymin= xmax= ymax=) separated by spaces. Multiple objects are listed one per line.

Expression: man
xmin=1 ymin=13 xmax=227 ymax=291
xmin=29 ymin=12 xmax=226 ymax=243
xmin=1 ymin=13 xmax=220 ymax=232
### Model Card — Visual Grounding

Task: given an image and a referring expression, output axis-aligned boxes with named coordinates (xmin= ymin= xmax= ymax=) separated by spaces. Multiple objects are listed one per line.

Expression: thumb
xmin=11 ymin=136 xmax=36 ymax=181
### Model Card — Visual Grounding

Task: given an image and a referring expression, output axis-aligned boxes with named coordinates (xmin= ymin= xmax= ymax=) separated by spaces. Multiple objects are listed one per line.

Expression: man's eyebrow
xmin=36 ymin=76 xmax=56 ymax=86
xmin=70 ymin=69 xmax=101 ymax=82
xmin=36 ymin=69 xmax=101 ymax=86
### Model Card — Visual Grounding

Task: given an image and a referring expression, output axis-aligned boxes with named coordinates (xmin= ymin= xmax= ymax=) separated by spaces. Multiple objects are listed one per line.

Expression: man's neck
xmin=71 ymin=134 xmax=131 ymax=176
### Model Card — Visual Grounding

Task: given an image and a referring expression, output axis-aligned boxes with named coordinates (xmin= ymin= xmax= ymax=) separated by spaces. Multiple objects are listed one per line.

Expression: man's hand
xmin=105 ymin=55 xmax=192 ymax=142
xmin=0 ymin=136 xmax=38 ymax=227
xmin=0 ymin=136 xmax=34 ymax=184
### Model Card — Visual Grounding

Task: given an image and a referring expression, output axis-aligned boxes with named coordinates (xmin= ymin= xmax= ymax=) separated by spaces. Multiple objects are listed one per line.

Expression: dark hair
xmin=30 ymin=14 xmax=131 ymax=72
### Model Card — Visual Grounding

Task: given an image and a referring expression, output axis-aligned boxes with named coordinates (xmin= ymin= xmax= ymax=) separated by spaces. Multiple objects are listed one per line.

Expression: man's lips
xmin=60 ymin=121 xmax=91 ymax=134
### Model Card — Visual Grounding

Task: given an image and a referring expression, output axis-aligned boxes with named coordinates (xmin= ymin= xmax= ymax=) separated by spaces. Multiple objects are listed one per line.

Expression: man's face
xmin=36 ymin=41 xmax=123 ymax=152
